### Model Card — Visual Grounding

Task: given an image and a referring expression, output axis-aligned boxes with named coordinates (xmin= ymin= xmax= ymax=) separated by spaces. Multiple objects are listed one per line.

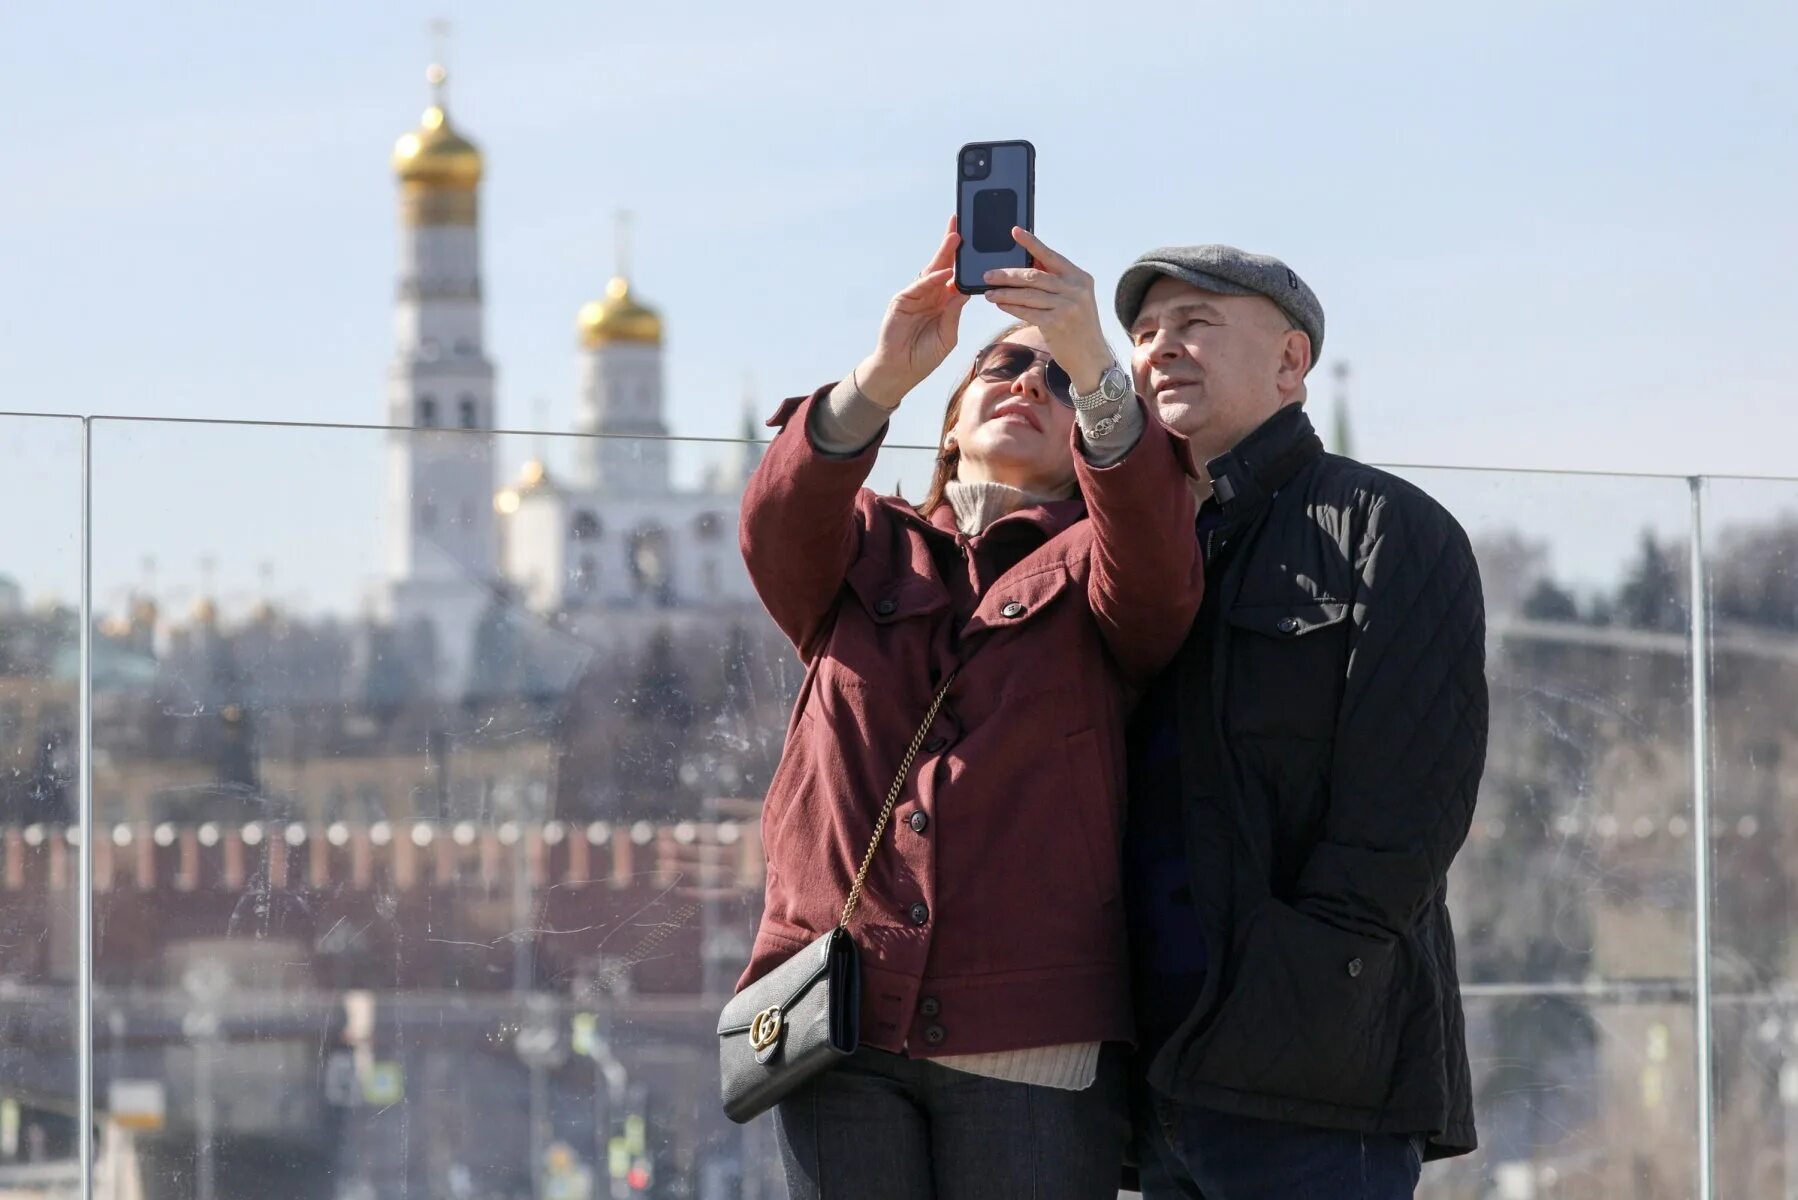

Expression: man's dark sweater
xmin=1125 ymin=503 xmax=1230 ymax=1058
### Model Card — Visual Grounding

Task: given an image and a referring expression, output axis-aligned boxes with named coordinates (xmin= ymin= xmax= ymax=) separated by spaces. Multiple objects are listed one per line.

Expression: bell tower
xmin=383 ymin=31 xmax=499 ymax=694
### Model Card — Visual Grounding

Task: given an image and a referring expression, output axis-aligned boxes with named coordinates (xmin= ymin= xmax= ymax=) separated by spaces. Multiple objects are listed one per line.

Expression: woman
xmin=737 ymin=220 xmax=1201 ymax=1198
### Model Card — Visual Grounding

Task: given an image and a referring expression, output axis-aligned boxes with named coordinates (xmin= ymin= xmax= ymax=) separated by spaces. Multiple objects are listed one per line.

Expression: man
xmin=1099 ymin=247 xmax=1490 ymax=1197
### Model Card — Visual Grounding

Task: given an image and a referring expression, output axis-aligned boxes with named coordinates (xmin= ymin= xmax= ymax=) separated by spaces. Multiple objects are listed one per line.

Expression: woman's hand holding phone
xmin=852 ymin=218 xmax=972 ymax=410
xmin=982 ymin=227 xmax=1115 ymax=397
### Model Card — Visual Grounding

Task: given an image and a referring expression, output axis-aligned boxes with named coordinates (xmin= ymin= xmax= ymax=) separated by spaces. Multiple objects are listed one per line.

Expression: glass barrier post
xmin=78 ymin=418 xmax=95 ymax=1200
xmin=1689 ymin=474 xmax=1715 ymax=1200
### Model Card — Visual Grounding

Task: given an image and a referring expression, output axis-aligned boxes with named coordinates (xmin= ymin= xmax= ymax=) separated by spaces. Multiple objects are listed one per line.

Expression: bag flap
xmin=718 ymin=929 xmax=838 ymax=1035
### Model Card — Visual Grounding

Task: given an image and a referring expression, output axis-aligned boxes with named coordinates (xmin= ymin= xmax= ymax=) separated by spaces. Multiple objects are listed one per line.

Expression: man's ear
xmin=1276 ymin=330 xmax=1313 ymax=396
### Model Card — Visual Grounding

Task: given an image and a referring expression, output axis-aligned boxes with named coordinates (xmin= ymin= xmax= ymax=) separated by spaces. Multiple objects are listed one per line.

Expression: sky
xmin=2 ymin=1 xmax=1795 ymax=614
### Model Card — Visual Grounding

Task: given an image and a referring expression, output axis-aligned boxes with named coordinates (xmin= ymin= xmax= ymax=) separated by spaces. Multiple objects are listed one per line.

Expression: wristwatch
xmin=1069 ymin=362 xmax=1132 ymax=439
xmin=1069 ymin=361 xmax=1132 ymax=409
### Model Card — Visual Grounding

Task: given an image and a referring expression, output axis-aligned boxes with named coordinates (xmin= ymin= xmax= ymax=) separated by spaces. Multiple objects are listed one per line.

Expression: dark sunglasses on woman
xmin=973 ymin=342 xmax=1075 ymax=409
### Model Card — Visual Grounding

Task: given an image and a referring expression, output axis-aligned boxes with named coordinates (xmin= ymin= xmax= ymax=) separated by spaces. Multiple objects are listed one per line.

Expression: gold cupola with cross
xmin=576 ymin=215 xmax=663 ymax=349
xmin=392 ymin=61 xmax=483 ymax=226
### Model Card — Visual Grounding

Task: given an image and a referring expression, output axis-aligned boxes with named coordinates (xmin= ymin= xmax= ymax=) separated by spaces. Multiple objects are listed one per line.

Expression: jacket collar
xmin=1203 ymin=404 xmax=1324 ymax=523
xmin=894 ymin=492 xmax=1088 ymax=542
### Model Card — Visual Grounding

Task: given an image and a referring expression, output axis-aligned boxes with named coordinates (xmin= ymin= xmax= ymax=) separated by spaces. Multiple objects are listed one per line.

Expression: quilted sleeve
xmin=1292 ymin=485 xmax=1489 ymax=939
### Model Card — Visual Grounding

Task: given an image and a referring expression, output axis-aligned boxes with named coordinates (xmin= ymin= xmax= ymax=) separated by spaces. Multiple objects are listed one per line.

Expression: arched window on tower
xmin=459 ymin=396 xmax=478 ymax=429
xmin=571 ymin=510 xmax=601 ymax=542
xmin=628 ymin=524 xmax=673 ymax=607
xmin=419 ymin=396 xmax=438 ymax=428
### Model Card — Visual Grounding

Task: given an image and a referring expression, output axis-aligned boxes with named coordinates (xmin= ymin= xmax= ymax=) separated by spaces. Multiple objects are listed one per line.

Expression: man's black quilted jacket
xmin=1144 ymin=404 xmax=1489 ymax=1159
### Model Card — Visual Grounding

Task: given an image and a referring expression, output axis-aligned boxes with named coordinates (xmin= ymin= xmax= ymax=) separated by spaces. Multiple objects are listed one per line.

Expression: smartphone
xmin=955 ymin=140 xmax=1035 ymax=294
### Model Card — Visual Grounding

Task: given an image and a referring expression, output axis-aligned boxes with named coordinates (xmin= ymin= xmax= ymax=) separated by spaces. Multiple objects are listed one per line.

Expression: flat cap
xmin=1115 ymin=245 xmax=1324 ymax=370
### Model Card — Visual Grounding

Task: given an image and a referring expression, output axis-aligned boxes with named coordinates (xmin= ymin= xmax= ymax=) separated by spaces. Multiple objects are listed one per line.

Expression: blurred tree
xmin=1614 ymin=530 xmax=1688 ymax=632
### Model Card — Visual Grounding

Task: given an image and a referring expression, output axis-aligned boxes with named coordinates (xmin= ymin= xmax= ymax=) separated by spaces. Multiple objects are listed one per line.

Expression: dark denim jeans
xmin=773 ymin=1045 xmax=1129 ymax=1200
xmin=1134 ymin=1090 xmax=1423 ymax=1200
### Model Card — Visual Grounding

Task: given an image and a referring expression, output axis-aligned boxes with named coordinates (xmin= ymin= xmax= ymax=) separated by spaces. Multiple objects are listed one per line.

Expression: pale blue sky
xmin=2 ymin=2 xmax=1795 ymax=613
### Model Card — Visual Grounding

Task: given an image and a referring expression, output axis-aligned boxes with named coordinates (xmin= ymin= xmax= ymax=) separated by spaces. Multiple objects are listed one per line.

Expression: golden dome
xmin=578 ymin=277 xmax=663 ymax=348
xmin=392 ymin=66 xmax=483 ymax=189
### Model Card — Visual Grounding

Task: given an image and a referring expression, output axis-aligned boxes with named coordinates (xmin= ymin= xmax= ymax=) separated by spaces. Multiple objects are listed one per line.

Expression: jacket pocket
xmin=1223 ymin=601 xmax=1348 ymax=742
xmin=1185 ymin=900 xmax=1402 ymax=1111
xmin=963 ymin=565 xmax=1073 ymax=640
xmin=1061 ymin=728 xmax=1120 ymax=903
xmin=844 ymin=558 xmax=950 ymax=625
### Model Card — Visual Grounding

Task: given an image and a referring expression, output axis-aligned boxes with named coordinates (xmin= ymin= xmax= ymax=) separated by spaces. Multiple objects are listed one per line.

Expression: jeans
xmin=1134 ymin=1090 xmax=1423 ymax=1200
xmin=773 ymin=1044 xmax=1129 ymax=1200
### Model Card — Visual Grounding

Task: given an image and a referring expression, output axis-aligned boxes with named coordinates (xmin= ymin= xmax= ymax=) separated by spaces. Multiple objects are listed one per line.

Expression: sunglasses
xmin=972 ymin=342 xmax=1075 ymax=409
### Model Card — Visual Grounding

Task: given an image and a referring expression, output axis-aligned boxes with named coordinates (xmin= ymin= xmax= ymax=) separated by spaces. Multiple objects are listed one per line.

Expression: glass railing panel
xmin=1392 ymin=468 xmax=1701 ymax=1198
xmin=0 ymin=415 xmax=86 ymax=1200
xmin=87 ymin=417 xmax=934 ymax=1200
xmin=1701 ymin=477 xmax=1798 ymax=1200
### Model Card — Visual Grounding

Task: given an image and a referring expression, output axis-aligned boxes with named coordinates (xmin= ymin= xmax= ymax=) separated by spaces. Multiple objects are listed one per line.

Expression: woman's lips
xmin=990 ymin=402 xmax=1042 ymax=432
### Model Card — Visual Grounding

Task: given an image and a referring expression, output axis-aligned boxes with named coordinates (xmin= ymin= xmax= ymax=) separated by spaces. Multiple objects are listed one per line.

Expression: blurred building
xmin=382 ymin=64 xmax=759 ymax=699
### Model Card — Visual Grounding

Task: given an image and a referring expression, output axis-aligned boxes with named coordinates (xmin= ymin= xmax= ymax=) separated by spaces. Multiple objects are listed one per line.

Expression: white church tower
xmin=573 ymin=221 xmax=670 ymax=494
xmin=383 ymin=58 xmax=499 ymax=694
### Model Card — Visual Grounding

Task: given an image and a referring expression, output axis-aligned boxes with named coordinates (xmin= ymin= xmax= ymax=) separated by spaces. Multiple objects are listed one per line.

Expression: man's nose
xmin=1147 ymin=327 xmax=1184 ymax=362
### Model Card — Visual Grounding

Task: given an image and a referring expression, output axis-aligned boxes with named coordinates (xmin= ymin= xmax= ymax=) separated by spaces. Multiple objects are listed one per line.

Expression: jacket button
xmin=908 ymin=810 xmax=929 ymax=833
xmin=924 ymin=1024 xmax=947 ymax=1045
xmin=1277 ymin=616 xmax=1301 ymax=634
xmin=909 ymin=902 xmax=930 ymax=926
xmin=1000 ymin=601 xmax=1025 ymax=618
xmin=875 ymin=598 xmax=898 ymax=616
xmin=1347 ymin=957 xmax=1364 ymax=978
xmin=919 ymin=996 xmax=941 ymax=1017
xmin=923 ymin=736 xmax=949 ymax=754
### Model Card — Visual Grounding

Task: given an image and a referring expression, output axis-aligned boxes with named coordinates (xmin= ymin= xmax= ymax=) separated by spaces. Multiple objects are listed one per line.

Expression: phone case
xmin=955 ymin=140 xmax=1035 ymax=294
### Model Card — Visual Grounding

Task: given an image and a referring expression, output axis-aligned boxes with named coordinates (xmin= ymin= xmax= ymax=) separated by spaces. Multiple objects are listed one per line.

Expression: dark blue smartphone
xmin=955 ymin=140 xmax=1035 ymax=294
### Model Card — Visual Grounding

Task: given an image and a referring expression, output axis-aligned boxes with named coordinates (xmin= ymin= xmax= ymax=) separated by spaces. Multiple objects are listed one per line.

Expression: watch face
xmin=1100 ymin=364 xmax=1132 ymax=401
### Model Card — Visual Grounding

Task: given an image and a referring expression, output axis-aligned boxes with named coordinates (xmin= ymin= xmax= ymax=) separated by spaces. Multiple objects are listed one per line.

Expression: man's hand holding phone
xmin=852 ymin=218 xmax=972 ymax=410
xmin=982 ymin=227 xmax=1115 ymax=398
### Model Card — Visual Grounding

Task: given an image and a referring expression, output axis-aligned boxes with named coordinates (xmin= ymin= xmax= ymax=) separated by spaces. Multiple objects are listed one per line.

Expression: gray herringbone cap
xmin=1115 ymin=245 xmax=1325 ymax=370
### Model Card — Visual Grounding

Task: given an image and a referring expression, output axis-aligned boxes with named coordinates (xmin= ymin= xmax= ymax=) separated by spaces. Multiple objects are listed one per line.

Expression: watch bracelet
xmin=1070 ymin=361 xmax=1129 ymax=410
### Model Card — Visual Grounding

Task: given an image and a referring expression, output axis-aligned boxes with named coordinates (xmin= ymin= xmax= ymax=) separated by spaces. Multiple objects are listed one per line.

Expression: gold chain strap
xmin=837 ymin=670 xmax=959 ymax=931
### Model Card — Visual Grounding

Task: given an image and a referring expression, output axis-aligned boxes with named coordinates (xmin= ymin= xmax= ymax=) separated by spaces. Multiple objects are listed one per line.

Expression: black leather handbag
xmin=718 ymin=673 xmax=957 ymax=1124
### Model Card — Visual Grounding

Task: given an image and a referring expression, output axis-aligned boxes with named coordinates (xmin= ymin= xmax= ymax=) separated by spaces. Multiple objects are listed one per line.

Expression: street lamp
xmin=515 ymin=994 xmax=568 ymax=1199
xmin=181 ymin=959 xmax=229 ymax=1200
xmin=572 ymin=1011 xmax=631 ymax=1200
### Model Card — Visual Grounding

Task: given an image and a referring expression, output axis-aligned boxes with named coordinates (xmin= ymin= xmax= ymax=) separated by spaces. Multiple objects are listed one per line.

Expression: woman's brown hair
xmin=917 ymin=321 xmax=1029 ymax=516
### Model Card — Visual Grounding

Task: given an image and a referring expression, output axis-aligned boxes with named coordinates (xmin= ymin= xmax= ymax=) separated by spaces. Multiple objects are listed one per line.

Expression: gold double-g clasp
xmin=750 ymin=1006 xmax=783 ymax=1056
